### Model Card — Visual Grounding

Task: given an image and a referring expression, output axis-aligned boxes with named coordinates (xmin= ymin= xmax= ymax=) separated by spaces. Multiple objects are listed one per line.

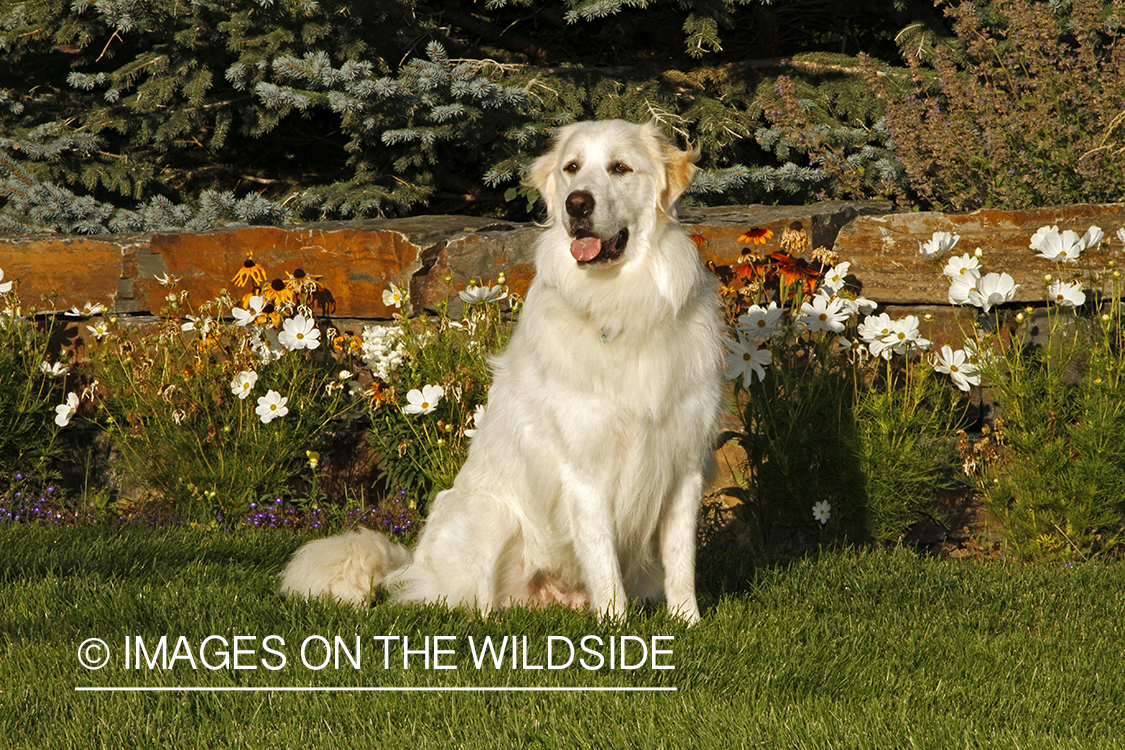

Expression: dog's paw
xmin=667 ymin=600 xmax=701 ymax=626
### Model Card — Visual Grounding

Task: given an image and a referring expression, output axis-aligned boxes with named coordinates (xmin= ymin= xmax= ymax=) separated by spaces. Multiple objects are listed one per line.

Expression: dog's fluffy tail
xmin=279 ymin=527 xmax=412 ymax=607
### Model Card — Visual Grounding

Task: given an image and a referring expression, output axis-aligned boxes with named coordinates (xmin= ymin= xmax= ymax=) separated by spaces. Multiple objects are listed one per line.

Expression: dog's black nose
xmin=565 ymin=190 xmax=595 ymax=219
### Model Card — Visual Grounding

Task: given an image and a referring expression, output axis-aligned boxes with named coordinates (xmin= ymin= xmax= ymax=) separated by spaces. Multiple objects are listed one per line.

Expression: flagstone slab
xmin=833 ymin=204 xmax=1125 ymax=305
xmin=3 ymin=202 xmax=1123 ymax=321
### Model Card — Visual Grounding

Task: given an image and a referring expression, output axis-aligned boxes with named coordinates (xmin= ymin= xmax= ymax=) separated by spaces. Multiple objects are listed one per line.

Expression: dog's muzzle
xmin=565 ymin=190 xmax=629 ymax=264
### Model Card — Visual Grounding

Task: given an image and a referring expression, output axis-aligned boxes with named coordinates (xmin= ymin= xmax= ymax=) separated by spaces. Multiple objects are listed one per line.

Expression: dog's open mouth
xmin=570 ymin=228 xmax=629 ymax=264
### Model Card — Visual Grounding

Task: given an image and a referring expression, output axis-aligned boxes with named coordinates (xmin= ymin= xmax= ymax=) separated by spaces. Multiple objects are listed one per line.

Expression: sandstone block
xmin=833 ymin=204 xmax=1125 ymax=305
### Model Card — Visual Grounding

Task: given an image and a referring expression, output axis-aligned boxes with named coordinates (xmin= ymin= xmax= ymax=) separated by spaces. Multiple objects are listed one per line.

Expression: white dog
xmin=280 ymin=119 xmax=724 ymax=623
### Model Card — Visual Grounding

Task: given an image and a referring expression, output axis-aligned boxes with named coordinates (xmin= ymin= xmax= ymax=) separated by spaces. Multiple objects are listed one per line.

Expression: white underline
xmin=76 ymin=686 xmax=676 ymax=693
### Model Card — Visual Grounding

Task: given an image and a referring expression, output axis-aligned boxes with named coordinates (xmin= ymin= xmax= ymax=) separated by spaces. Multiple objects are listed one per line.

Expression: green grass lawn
xmin=2 ymin=525 xmax=1124 ymax=749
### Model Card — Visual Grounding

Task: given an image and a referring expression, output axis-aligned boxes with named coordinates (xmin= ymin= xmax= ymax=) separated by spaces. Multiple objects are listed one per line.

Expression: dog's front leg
xmin=562 ymin=466 xmax=628 ymax=621
xmin=659 ymin=471 xmax=704 ymax=625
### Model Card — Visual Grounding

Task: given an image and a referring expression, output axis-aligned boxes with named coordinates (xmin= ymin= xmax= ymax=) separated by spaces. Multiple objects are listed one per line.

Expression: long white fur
xmin=279 ymin=120 xmax=725 ymax=623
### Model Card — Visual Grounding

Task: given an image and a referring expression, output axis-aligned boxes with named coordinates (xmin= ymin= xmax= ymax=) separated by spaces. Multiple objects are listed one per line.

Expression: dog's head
xmin=526 ymin=120 xmax=698 ymax=268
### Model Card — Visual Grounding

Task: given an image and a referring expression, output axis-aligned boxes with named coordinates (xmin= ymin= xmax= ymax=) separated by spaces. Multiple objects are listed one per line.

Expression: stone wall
xmin=4 ymin=201 xmax=1122 ymax=340
xmin=5 ymin=201 xmax=1123 ymax=512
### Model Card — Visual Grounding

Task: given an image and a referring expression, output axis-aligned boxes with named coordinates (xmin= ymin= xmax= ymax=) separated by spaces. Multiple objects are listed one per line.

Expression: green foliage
xmin=0 ymin=279 xmax=66 ymax=481
xmin=755 ymin=66 xmax=909 ymax=202
xmin=0 ymin=0 xmax=919 ymax=231
xmin=718 ymin=229 xmax=960 ymax=550
xmin=970 ymin=293 xmax=1125 ymax=561
xmin=88 ymin=279 xmax=356 ymax=522
xmin=853 ymin=367 xmax=959 ymax=541
xmin=363 ymin=281 xmax=515 ymax=511
xmin=872 ymin=0 xmax=1125 ymax=210
xmin=10 ymin=530 xmax=1125 ymax=747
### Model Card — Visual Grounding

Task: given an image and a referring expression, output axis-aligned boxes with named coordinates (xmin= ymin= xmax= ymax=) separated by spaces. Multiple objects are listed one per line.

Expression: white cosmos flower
xmin=1117 ymin=228 xmax=1125 ymax=247
xmin=403 ymin=384 xmax=444 ymax=415
xmin=54 ymin=392 xmax=80 ymax=427
xmin=948 ymin=271 xmax=980 ymax=305
xmin=964 ymin=337 xmax=998 ymax=369
xmin=858 ymin=312 xmax=896 ymax=359
xmin=0 ymin=268 xmax=12 ymax=294
xmin=232 ymin=295 xmax=265 ymax=326
xmin=918 ymin=231 xmax=960 ymax=260
xmin=256 ymin=389 xmax=289 ymax=423
xmin=230 ymin=370 xmax=258 ymax=400
xmin=943 ymin=253 xmax=981 ymax=280
xmin=725 ymin=336 xmax=772 ymax=383
xmin=382 ymin=283 xmax=405 ymax=309
xmin=1029 ymin=225 xmax=1059 ymax=251
xmin=798 ymin=294 xmax=848 ymax=333
xmin=968 ymin=272 xmax=1019 ymax=313
xmin=250 ymin=328 xmax=287 ymax=364
xmin=86 ymin=321 xmax=110 ymax=340
xmin=1080 ymin=225 xmax=1103 ymax=250
xmin=736 ymin=301 xmax=784 ymax=343
xmin=821 ymin=261 xmax=851 ymax=294
xmin=40 ymin=361 xmax=69 ymax=377
xmin=1034 ymin=228 xmax=1084 ymax=263
xmin=886 ymin=315 xmax=931 ymax=356
xmin=464 ymin=404 xmax=488 ymax=438
xmin=67 ymin=302 xmax=108 ymax=317
xmin=1047 ymin=279 xmax=1086 ymax=307
xmin=181 ymin=315 xmax=211 ymax=334
xmin=933 ymin=345 xmax=980 ymax=392
xmin=839 ymin=295 xmax=877 ymax=318
xmin=278 ymin=314 xmax=321 ymax=351
xmin=812 ymin=500 xmax=832 ymax=525
xmin=458 ymin=284 xmax=507 ymax=305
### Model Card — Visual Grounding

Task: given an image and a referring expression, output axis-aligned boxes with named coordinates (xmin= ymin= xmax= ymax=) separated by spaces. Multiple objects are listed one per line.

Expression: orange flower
xmin=765 ymin=251 xmax=820 ymax=295
xmin=261 ymin=278 xmax=295 ymax=309
xmin=284 ymin=267 xmax=323 ymax=296
xmin=334 ymin=333 xmax=363 ymax=353
xmin=232 ymin=256 xmax=268 ymax=288
xmin=738 ymin=227 xmax=774 ymax=246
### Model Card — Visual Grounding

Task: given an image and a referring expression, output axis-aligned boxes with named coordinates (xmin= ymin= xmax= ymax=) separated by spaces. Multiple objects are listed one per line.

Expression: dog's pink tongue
xmin=571 ymin=236 xmax=602 ymax=262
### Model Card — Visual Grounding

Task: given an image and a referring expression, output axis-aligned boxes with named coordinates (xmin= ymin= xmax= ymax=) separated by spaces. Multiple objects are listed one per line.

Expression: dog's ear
xmin=525 ymin=140 xmax=561 ymax=218
xmin=659 ymin=137 xmax=699 ymax=213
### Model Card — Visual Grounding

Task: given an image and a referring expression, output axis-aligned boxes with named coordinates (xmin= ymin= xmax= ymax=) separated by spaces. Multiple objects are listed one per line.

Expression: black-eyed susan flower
xmin=766 ymin=251 xmax=820 ymax=295
xmin=232 ymin=256 xmax=268 ymax=288
xmin=261 ymin=278 xmax=295 ymax=309
xmin=738 ymin=227 xmax=774 ymax=246
xmin=284 ymin=267 xmax=322 ymax=296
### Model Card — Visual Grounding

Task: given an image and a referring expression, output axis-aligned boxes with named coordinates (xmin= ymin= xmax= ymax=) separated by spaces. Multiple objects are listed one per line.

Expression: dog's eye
xmin=609 ymin=161 xmax=632 ymax=175
xmin=563 ymin=161 xmax=580 ymax=174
